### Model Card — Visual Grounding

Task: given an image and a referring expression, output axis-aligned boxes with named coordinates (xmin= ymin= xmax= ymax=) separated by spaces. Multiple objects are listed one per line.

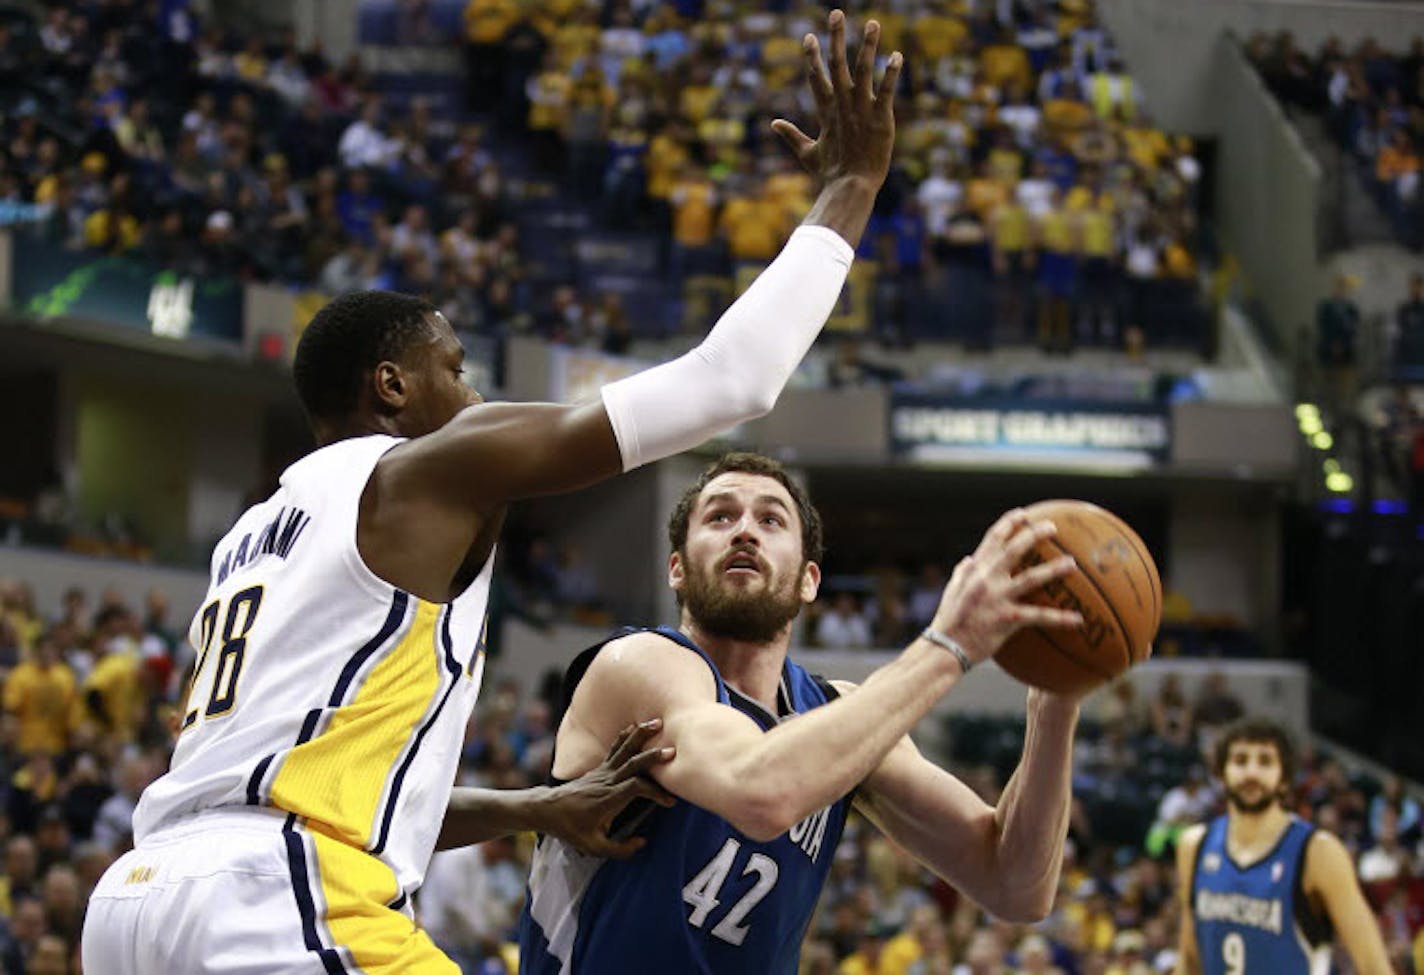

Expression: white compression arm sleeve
xmin=599 ymin=225 xmax=854 ymax=471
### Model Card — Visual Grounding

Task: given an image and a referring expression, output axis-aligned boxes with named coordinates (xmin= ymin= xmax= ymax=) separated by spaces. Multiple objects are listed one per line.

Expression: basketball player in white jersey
xmin=81 ymin=12 xmax=902 ymax=972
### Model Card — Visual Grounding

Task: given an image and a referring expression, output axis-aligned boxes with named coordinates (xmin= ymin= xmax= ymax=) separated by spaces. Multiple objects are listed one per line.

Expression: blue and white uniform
xmin=519 ymin=627 xmax=851 ymax=975
xmin=1192 ymin=814 xmax=1332 ymax=975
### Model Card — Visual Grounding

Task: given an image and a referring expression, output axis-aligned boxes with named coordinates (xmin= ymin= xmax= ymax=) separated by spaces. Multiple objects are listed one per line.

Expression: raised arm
xmin=557 ymin=511 xmax=1081 ymax=843
xmin=386 ymin=11 xmax=899 ymax=506
xmin=849 ymin=687 xmax=1080 ymax=923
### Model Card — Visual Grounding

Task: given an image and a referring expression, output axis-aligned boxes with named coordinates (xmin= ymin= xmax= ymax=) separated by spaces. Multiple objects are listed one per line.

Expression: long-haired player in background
xmin=79 ymin=7 xmax=898 ymax=970
xmin=1174 ymin=718 xmax=1391 ymax=975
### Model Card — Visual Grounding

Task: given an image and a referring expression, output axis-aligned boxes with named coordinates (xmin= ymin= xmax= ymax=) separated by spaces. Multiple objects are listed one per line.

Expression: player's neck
xmin=313 ymin=413 xmax=403 ymax=446
xmin=1227 ymin=803 xmax=1292 ymax=856
xmin=681 ymin=619 xmax=791 ymax=713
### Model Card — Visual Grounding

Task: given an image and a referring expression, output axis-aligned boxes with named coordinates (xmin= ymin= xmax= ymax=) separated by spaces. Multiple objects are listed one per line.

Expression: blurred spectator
xmin=816 ymin=593 xmax=874 ymax=649
xmin=4 ymin=634 xmax=76 ymax=757
xmin=1317 ymin=274 xmax=1362 ymax=424
xmin=1358 ymin=806 xmax=1414 ymax=883
xmin=1396 ymin=273 xmax=1424 ymax=373
xmin=1191 ymin=671 xmax=1244 ymax=734
xmin=418 ymin=836 xmax=524 ymax=970
xmin=1146 ymin=765 xmax=1213 ymax=856
xmin=1149 ymin=675 xmax=1193 ymax=747
xmin=1370 ymin=776 xmax=1422 ymax=847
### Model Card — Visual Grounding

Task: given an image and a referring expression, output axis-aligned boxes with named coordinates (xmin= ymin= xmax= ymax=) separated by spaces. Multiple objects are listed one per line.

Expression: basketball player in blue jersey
xmin=519 ymin=452 xmax=1090 ymax=974
xmin=1175 ymin=719 xmax=1391 ymax=975
xmin=82 ymin=10 xmax=900 ymax=972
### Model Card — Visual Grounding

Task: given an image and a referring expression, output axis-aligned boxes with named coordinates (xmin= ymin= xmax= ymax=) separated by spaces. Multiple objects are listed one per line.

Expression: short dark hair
xmin=292 ymin=290 xmax=438 ymax=422
xmin=1214 ymin=717 xmax=1297 ymax=785
xmin=667 ymin=453 xmax=823 ymax=564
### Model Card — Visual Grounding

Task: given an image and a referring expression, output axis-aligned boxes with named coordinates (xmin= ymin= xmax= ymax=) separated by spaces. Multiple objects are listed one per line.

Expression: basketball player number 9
xmin=1222 ymin=932 xmax=1245 ymax=975
xmin=181 ymin=586 xmax=264 ymax=731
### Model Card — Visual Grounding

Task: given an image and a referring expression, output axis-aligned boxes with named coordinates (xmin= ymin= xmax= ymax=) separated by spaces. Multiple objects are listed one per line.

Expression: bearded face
xmin=679 ymin=543 xmax=807 ymax=643
xmin=1222 ymin=741 xmax=1286 ymax=815
xmin=672 ymin=472 xmax=819 ymax=643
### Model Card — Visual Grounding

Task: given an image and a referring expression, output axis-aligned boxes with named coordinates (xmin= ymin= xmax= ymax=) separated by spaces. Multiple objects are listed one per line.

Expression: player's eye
xmin=761 ymin=515 xmax=784 ymax=528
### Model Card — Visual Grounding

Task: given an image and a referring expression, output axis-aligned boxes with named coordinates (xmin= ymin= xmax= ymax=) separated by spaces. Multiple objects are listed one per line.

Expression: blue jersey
xmin=1191 ymin=814 xmax=1332 ymax=975
xmin=518 ymin=627 xmax=852 ymax=975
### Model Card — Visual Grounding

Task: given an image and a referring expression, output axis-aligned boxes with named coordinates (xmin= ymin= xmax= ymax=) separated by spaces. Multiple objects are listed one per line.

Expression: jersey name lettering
xmin=1195 ymin=890 xmax=1284 ymax=934
xmin=787 ymin=804 xmax=831 ymax=863
xmin=216 ymin=507 xmax=311 ymax=585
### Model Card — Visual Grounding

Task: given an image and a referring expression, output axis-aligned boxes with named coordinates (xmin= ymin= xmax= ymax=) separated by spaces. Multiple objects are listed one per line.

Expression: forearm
xmin=802 ymin=174 xmax=880 ymax=250
xmin=435 ymin=785 xmax=553 ymax=850
xmin=600 ymin=222 xmax=853 ymax=471
xmin=989 ymin=691 xmax=1079 ymax=917
xmin=719 ymin=640 xmax=961 ymax=838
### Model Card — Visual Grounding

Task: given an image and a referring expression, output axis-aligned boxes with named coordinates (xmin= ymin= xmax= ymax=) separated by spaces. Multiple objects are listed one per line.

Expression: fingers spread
xmin=802 ymin=34 xmax=834 ymax=109
xmin=853 ymin=20 xmax=880 ymax=104
xmin=974 ymin=507 xmax=1028 ymax=561
xmin=827 ymin=9 xmax=852 ymax=101
xmin=994 ymin=517 xmax=1058 ymax=572
xmin=771 ymin=119 xmax=814 ymax=156
xmin=1018 ymin=606 xmax=1084 ymax=630
xmin=609 ymin=744 xmax=676 ymax=783
xmin=605 ymin=718 xmax=661 ymax=768
xmin=877 ymin=51 xmax=903 ymax=108
xmin=1009 ymin=554 xmax=1076 ymax=596
xmin=619 ymin=773 xmax=677 ymax=808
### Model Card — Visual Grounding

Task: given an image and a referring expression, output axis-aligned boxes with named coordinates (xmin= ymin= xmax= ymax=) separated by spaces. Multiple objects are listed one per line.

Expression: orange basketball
xmin=995 ymin=500 xmax=1160 ymax=696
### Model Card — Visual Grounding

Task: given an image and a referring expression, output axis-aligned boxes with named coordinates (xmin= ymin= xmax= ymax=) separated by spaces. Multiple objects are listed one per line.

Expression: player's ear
xmin=668 ymin=550 xmax=685 ymax=592
xmin=800 ymin=561 xmax=821 ymax=603
xmin=372 ymin=360 xmax=409 ymax=413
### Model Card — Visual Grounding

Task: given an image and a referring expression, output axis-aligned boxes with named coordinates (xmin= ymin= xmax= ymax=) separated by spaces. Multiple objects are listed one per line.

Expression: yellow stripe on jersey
xmin=269 ymin=598 xmax=443 ymax=849
xmin=309 ymin=830 xmax=459 ymax=974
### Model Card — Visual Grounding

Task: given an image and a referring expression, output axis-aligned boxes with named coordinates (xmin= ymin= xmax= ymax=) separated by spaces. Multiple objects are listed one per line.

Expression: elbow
xmin=723 ymin=781 xmax=798 ymax=843
xmin=982 ymin=889 xmax=1054 ymax=925
xmin=725 ymin=384 xmax=778 ymax=423
xmin=726 ymin=799 xmax=793 ymax=844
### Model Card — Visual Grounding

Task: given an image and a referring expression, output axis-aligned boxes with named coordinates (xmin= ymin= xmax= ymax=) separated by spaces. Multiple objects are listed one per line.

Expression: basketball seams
xmin=1096 ymin=507 xmax=1162 ymax=642
xmin=1041 ymin=534 xmax=1134 ymax=676
xmin=1027 ymin=623 xmax=1116 ymax=682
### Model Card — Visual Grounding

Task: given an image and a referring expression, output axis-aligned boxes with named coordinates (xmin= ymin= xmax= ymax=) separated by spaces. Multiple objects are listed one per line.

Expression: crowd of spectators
xmin=0 ymin=0 xmax=536 ymax=341
xmin=803 ymin=562 xmax=1254 ymax=658
xmin=468 ymin=0 xmax=1206 ymax=351
xmin=1310 ymin=272 xmax=1424 ymax=510
xmin=2 ymin=571 xmax=1421 ymax=973
xmin=1249 ymin=31 xmax=1424 ymax=250
xmin=0 ymin=0 xmax=1212 ymax=356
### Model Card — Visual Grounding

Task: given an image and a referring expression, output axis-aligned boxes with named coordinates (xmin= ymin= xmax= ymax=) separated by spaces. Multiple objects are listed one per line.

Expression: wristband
xmin=921 ymin=628 xmax=974 ymax=675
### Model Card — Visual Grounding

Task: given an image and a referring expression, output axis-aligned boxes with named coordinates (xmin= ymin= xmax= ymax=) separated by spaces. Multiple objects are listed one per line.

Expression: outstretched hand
xmin=929 ymin=509 xmax=1085 ymax=666
xmin=540 ymin=719 xmax=676 ymax=858
xmin=771 ymin=9 xmax=901 ymax=187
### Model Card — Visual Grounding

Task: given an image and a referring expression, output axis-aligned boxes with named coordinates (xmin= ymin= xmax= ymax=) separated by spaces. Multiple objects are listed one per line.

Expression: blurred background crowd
xmin=0 ymin=573 xmax=1420 ymax=973
xmin=0 ymin=0 xmax=1212 ymax=353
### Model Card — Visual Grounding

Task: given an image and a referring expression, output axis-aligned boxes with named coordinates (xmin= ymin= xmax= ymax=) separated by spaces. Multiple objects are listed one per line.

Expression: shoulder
xmin=578 ymin=630 xmax=720 ymax=705
xmin=1176 ymin=822 xmax=1209 ymax=870
xmin=1302 ymin=826 xmax=1354 ymax=879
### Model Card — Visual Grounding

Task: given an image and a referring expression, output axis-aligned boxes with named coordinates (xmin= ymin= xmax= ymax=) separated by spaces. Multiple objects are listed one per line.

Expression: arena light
xmin=1295 ymin=403 xmax=1320 ymax=422
xmin=1310 ymin=431 xmax=1333 ymax=450
xmin=1325 ymin=472 xmax=1354 ymax=493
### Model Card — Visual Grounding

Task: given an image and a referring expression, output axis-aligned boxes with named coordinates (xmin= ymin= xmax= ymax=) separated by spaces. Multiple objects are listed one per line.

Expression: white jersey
xmin=134 ymin=435 xmax=491 ymax=894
